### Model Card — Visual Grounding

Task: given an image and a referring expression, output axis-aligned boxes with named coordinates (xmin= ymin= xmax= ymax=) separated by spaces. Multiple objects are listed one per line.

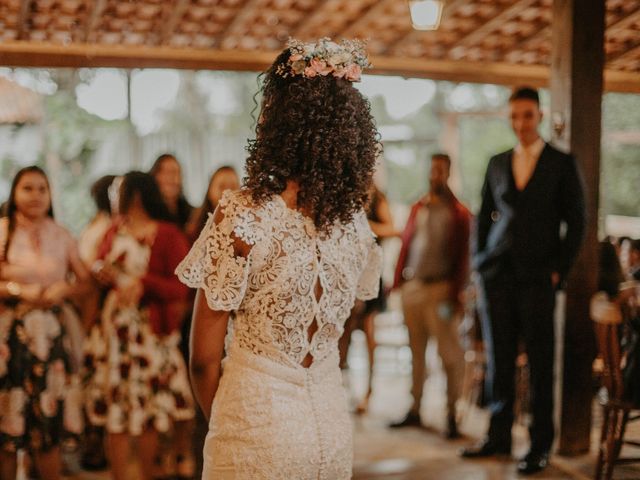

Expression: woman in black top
xmin=339 ymin=185 xmax=400 ymax=414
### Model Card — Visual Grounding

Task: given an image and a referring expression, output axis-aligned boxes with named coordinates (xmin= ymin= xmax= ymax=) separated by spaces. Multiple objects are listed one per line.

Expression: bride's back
xmin=177 ymin=189 xmax=381 ymax=369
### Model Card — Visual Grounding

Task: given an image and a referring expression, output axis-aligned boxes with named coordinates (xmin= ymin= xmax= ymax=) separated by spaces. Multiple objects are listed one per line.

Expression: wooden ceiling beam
xmin=1 ymin=40 xmax=638 ymax=93
xmin=386 ymin=0 xmax=468 ymax=55
xmin=215 ymin=0 xmax=263 ymax=46
xmin=338 ymin=0 xmax=395 ymax=39
xmin=607 ymin=6 xmax=640 ymax=34
xmin=291 ymin=1 xmax=331 ymax=39
xmin=160 ymin=0 xmax=191 ymax=45
xmin=608 ymin=41 xmax=640 ymax=67
xmin=17 ymin=0 xmax=35 ymax=40
xmin=451 ymin=0 xmax=538 ymax=50
xmin=510 ymin=24 xmax=549 ymax=51
xmin=603 ymin=8 xmax=640 ymax=67
xmin=84 ymin=0 xmax=108 ymax=42
xmin=604 ymin=68 xmax=640 ymax=93
xmin=370 ymin=54 xmax=549 ymax=86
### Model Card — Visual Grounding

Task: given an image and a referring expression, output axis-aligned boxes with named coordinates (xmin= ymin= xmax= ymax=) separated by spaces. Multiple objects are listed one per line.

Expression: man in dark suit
xmin=460 ymin=87 xmax=586 ymax=475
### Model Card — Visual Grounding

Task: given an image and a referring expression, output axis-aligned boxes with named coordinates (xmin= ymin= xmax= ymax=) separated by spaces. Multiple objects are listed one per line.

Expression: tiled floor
xmin=22 ymin=315 xmax=640 ymax=479
xmin=345 ymin=325 xmax=640 ymax=480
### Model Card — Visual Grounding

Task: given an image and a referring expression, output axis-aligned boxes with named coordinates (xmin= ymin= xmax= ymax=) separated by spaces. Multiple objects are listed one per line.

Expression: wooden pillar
xmin=550 ymin=0 xmax=605 ymax=455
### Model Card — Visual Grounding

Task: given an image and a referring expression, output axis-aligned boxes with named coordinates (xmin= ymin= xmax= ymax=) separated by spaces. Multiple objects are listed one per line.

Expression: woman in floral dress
xmin=0 ymin=166 xmax=89 ymax=480
xmin=84 ymin=171 xmax=194 ymax=480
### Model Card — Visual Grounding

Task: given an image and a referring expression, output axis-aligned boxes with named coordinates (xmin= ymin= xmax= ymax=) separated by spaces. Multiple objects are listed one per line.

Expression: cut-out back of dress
xmin=176 ymin=190 xmax=382 ymax=370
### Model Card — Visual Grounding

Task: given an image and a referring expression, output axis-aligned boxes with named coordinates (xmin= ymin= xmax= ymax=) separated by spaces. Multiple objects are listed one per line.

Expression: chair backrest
xmin=591 ymin=292 xmax=625 ymax=401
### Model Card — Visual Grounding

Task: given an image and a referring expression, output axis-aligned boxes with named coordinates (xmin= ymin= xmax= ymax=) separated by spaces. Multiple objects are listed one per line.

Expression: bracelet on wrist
xmin=6 ymin=281 xmax=22 ymax=298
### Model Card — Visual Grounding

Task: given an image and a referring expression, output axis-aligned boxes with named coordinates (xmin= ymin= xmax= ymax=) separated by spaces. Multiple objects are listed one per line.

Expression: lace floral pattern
xmin=176 ymin=190 xmax=382 ymax=479
xmin=176 ymin=189 xmax=382 ymax=369
xmin=203 ymin=346 xmax=352 ymax=479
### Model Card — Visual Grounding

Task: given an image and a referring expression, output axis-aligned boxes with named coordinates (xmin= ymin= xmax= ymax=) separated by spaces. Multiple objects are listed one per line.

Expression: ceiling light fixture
xmin=408 ymin=0 xmax=444 ymax=30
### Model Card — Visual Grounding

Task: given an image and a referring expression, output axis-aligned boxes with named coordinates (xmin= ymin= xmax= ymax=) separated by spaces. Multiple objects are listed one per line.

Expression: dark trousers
xmin=478 ymin=273 xmax=556 ymax=453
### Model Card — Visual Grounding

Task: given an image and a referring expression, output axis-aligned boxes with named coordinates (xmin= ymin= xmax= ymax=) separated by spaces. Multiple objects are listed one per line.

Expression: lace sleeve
xmin=355 ymin=212 xmax=383 ymax=301
xmin=175 ymin=192 xmax=251 ymax=312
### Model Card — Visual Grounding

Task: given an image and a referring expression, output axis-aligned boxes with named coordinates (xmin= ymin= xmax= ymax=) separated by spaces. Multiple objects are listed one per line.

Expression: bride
xmin=176 ymin=38 xmax=382 ymax=479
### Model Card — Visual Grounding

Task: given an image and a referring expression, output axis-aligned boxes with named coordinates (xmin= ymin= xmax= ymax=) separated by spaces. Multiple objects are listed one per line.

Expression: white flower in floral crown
xmin=278 ymin=37 xmax=371 ymax=82
xmin=302 ymin=43 xmax=317 ymax=57
xmin=328 ymin=51 xmax=352 ymax=68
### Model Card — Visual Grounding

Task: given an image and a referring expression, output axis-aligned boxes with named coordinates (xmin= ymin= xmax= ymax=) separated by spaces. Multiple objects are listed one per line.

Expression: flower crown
xmin=276 ymin=38 xmax=371 ymax=82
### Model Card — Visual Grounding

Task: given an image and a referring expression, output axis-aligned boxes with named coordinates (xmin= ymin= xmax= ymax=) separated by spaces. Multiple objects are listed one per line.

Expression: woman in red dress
xmin=84 ymin=172 xmax=194 ymax=480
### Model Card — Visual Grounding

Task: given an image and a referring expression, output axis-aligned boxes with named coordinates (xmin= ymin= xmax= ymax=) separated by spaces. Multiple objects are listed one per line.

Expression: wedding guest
xmin=84 ymin=172 xmax=194 ymax=480
xmin=77 ymin=174 xmax=117 ymax=471
xmin=0 ymin=166 xmax=89 ymax=480
xmin=390 ymin=153 xmax=471 ymax=439
xmin=339 ymin=184 xmax=399 ymax=414
xmin=186 ymin=166 xmax=240 ymax=243
xmin=79 ymin=175 xmax=117 ymax=265
xmin=149 ymin=155 xmax=197 ymax=478
xmin=149 ymin=154 xmax=193 ymax=233
xmin=462 ymin=87 xmax=586 ymax=475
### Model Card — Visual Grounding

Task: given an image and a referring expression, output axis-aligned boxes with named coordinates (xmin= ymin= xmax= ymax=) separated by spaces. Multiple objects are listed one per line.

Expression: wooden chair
xmin=592 ymin=293 xmax=640 ymax=480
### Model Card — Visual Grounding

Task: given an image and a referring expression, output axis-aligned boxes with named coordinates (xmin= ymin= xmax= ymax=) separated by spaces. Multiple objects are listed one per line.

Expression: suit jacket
xmin=473 ymin=142 xmax=586 ymax=284
xmin=394 ymin=192 xmax=471 ymax=301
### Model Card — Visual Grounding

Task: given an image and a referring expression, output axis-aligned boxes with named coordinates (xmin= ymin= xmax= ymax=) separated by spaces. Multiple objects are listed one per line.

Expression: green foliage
xmin=601 ymin=93 xmax=640 ymax=217
xmin=43 ymin=90 xmax=126 ymax=233
xmin=458 ymin=117 xmax=514 ymax=212
xmin=2 ymin=69 xmax=638 ymax=234
xmin=601 ymin=144 xmax=640 ymax=217
xmin=370 ymin=93 xmax=441 ymax=205
xmin=603 ymin=93 xmax=640 ymax=132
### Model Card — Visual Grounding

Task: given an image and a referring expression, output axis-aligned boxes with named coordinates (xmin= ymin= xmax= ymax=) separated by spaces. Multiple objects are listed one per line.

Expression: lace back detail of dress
xmin=176 ymin=189 xmax=383 ymax=369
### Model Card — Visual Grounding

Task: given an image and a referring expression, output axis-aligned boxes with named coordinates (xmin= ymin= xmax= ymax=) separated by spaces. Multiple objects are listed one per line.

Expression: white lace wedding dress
xmin=176 ymin=190 xmax=382 ymax=480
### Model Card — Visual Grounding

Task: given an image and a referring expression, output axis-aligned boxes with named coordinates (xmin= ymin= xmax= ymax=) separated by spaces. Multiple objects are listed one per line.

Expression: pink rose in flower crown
xmin=304 ymin=66 xmax=317 ymax=78
xmin=290 ymin=60 xmax=307 ymax=75
xmin=333 ymin=67 xmax=347 ymax=79
xmin=310 ymin=58 xmax=333 ymax=76
xmin=280 ymin=38 xmax=371 ymax=82
xmin=345 ymin=63 xmax=362 ymax=82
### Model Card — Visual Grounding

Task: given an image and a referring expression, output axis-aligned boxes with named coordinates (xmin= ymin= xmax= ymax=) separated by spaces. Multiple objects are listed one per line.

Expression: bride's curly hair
xmin=244 ymin=49 xmax=380 ymax=233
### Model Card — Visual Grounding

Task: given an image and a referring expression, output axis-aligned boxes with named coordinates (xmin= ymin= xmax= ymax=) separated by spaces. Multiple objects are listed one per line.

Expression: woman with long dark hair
xmin=177 ymin=39 xmax=382 ymax=478
xmin=339 ymin=184 xmax=399 ymax=414
xmin=0 ymin=166 xmax=89 ymax=480
xmin=149 ymin=154 xmax=193 ymax=232
xmin=84 ymin=171 xmax=194 ymax=480
xmin=186 ymin=166 xmax=240 ymax=243
xmin=79 ymin=175 xmax=117 ymax=266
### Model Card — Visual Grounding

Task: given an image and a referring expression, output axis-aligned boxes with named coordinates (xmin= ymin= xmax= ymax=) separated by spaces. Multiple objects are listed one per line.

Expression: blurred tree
xmin=1 ymin=70 xmax=637 ymax=233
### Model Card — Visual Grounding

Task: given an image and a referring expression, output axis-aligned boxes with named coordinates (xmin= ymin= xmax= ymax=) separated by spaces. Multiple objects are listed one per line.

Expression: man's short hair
xmin=431 ymin=153 xmax=451 ymax=168
xmin=509 ymin=86 xmax=540 ymax=106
